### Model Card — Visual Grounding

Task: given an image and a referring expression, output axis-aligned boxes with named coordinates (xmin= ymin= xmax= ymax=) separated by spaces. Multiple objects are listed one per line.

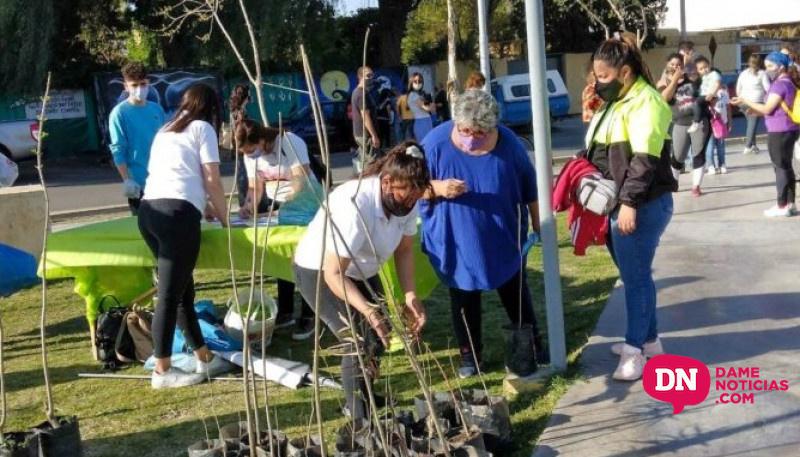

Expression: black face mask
xmin=381 ymin=192 xmax=414 ymax=217
xmin=594 ymin=78 xmax=623 ymax=102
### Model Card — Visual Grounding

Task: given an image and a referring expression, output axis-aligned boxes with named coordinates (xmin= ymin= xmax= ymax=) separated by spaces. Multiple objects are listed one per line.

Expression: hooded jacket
xmin=552 ymin=158 xmax=609 ymax=256
xmin=584 ymin=76 xmax=677 ymax=208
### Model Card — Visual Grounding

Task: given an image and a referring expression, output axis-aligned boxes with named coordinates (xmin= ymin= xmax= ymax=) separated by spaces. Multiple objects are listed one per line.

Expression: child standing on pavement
xmin=108 ymin=62 xmax=167 ymax=215
xmin=706 ymin=85 xmax=732 ymax=175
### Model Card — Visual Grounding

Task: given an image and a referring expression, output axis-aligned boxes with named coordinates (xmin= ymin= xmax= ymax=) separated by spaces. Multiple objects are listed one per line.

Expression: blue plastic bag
xmin=172 ymin=301 xmax=243 ymax=353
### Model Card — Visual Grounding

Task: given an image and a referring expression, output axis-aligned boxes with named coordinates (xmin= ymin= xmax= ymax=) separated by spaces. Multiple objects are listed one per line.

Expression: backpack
xmin=116 ymin=310 xmax=154 ymax=363
xmin=94 ymin=296 xmax=127 ymax=370
xmin=780 ymin=84 xmax=800 ymax=124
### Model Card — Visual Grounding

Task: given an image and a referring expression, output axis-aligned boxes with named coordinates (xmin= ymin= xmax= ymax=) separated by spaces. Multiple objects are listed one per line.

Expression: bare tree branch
xmin=606 ymin=0 xmax=627 ymax=31
xmin=574 ymin=0 xmax=610 ymax=39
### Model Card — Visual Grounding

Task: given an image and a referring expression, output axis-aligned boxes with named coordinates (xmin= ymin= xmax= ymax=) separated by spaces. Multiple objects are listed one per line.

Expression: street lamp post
xmin=524 ymin=0 xmax=567 ymax=371
xmin=477 ymin=0 xmax=491 ymax=91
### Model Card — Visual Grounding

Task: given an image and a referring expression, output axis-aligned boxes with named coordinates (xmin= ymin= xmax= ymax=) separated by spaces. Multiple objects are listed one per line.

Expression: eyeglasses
xmin=457 ymin=126 xmax=488 ymax=137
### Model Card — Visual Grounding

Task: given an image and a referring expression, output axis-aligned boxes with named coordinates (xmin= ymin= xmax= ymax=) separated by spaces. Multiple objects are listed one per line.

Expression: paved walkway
xmin=533 ymin=144 xmax=800 ymax=457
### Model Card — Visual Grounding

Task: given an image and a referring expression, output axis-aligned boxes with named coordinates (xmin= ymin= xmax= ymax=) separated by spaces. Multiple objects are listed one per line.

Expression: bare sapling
xmin=35 ymin=72 xmax=57 ymax=425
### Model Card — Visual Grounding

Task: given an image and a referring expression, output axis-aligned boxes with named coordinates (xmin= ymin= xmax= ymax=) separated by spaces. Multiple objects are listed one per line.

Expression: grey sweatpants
xmin=671 ymin=121 xmax=711 ymax=170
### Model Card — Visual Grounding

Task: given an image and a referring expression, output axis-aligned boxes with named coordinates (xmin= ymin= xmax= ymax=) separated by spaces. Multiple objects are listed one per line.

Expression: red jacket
xmin=552 ymin=158 xmax=609 ymax=256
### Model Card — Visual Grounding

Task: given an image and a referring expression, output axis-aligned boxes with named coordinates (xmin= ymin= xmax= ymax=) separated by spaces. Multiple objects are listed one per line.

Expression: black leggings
xmin=449 ymin=270 xmax=540 ymax=360
xmin=293 ymin=264 xmax=383 ymax=420
xmin=767 ymin=131 xmax=800 ymax=206
xmin=138 ymin=199 xmax=206 ymax=359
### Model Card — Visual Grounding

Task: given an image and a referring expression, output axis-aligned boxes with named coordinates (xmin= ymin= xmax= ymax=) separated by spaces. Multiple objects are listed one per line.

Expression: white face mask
xmin=129 ymin=85 xmax=149 ymax=103
xmin=412 ymin=82 xmax=423 ymax=91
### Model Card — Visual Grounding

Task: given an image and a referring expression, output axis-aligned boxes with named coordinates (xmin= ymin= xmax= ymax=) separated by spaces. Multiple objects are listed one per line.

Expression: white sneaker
xmin=764 ymin=205 xmax=792 ymax=218
xmin=196 ymin=355 xmax=232 ymax=378
xmin=720 ymin=166 xmax=728 ymax=174
xmin=613 ymin=344 xmax=646 ymax=381
xmin=687 ymin=122 xmax=701 ymax=134
xmin=610 ymin=338 xmax=664 ymax=358
xmin=151 ymin=367 xmax=205 ymax=389
xmin=742 ymin=146 xmax=752 ymax=155
xmin=706 ymin=167 xmax=717 ymax=175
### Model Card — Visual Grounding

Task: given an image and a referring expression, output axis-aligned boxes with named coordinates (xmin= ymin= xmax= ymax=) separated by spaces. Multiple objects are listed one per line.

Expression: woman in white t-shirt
xmin=736 ymin=54 xmax=771 ymax=154
xmin=232 ymin=114 xmax=325 ymax=339
xmin=292 ymin=141 xmax=429 ymax=420
xmin=138 ymin=84 xmax=230 ymax=389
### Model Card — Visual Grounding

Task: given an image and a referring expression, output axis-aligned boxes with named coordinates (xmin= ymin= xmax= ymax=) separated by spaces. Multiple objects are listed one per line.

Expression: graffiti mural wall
xmin=93 ymin=69 xmax=225 ymax=146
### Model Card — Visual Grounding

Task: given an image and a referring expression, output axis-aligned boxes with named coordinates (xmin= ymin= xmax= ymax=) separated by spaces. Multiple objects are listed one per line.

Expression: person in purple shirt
xmin=733 ymin=51 xmax=800 ymax=218
xmin=418 ymin=89 xmax=547 ymax=378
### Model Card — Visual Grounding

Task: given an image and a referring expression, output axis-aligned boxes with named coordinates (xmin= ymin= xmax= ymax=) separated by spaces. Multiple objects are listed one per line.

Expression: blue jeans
xmin=609 ymin=192 xmax=673 ymax=349
xmin=706 ymin=136 xmax=726 ymax=169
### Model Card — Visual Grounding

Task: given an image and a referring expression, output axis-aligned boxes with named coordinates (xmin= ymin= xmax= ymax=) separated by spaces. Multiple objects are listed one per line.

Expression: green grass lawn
xmin=0 ymin=217 xmax=616 ymax=457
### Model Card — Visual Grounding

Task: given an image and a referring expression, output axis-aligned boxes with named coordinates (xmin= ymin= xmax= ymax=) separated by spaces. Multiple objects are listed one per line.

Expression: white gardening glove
xmin=123 ymin=178 xmax=142 ymax=199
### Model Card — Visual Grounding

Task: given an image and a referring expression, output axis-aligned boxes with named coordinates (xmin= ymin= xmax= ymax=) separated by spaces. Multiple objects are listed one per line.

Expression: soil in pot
xmin=0 ymin=431 xmax=38 ymax=457
xmin=31 ymin=415 xmax=82 ymax=457
xmin=445 ymin=426 xmax=485 ymax=453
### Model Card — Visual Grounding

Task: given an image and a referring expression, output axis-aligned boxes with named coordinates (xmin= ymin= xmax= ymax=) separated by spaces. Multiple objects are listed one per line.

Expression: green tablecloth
xmin=40 ymin=217 xmax=440 ymax=326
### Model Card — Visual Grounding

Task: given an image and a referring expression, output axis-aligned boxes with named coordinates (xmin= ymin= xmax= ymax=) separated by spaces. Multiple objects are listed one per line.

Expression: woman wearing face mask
xmin=736 ymin=55 xmax=770 ymax=155
xmin=733 ymin=51 xmax=800 ymax=217
xmin=407 ymin=72 xmax=436 ymax=142
xmin=231 ymin=103 xmax=325 ymax=339
xmin=138 ymin=84 xmax=230 ymax=388
xmin=657 ymin=52 xmax=709 ymax=196
xmin=292 ymin=141 xmax=429 ymax=420
xmin=588 ymin=39 xmax=676 ymax=381
xmin=419 ymin=89 xmax=547 ymax=379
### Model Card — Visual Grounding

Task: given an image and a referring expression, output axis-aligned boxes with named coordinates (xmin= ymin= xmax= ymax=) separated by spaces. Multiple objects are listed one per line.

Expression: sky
xmin=661 ymin=0 xmax=800 ymax=32
xmin=338 ymin=0 xmax=377 ymax=16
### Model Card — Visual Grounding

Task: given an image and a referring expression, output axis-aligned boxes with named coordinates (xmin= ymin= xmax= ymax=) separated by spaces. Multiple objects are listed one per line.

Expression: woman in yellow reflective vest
xmin=585 ymin=38 xmax=678 ymax=381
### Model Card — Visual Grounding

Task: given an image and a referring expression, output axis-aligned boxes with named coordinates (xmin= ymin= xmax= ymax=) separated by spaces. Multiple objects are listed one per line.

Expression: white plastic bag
xmin=0 ymin=155 xmax=18 ymax=187
xmin=223 ymin=287 xmax=277 ymax=345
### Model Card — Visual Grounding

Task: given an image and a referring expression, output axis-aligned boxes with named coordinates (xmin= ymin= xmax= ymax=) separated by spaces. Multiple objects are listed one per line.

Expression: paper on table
xmin=264 ymin=180 xmax=293 ymax=203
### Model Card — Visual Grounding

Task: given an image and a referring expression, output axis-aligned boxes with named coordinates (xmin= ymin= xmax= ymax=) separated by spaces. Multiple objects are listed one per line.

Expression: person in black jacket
xmin=586 ymin=38 xmax=677 ymax=382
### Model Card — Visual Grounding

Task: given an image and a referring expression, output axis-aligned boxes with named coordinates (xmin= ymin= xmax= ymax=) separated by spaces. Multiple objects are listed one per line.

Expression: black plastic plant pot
xmin=335 ymin=419 xmax=374 ymax=457
xmin=218 ymin=421 xmax=249 ymax=446
xmin=286 ymin=436 xmax=322 ymax=457
xmin=0 ymin=431 xmax=38 ymax=457
xmin=31 ymin=416 xmax=82 ymax=457
xmin=504 ymin=323 xmax=538 ymax=377
xmin=445 ymin=426 xmax=486 ymax=453
xmin=242 ymin=430 xmax=287 ymax=457
xmin=188 ymin=439 xmax=225 ymax=457
xmin=464 ymin=389 xmax=512 ymax=453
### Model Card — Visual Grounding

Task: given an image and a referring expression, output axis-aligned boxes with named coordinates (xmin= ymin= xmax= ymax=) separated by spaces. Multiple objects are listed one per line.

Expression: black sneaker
xmin=292 ymin=318 xmax=315 ymax=341
xmin=274 ymin=314 xmax=296 ymax=330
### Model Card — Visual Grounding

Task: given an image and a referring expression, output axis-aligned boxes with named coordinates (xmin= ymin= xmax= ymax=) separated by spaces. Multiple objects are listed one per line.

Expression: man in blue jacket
xmin=108 ymin=62 xmax=166 ymax=215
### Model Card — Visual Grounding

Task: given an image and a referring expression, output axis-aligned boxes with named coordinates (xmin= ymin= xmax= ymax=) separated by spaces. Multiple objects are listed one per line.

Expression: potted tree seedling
xmin=30 ymin=73 xmax=83 ymax=457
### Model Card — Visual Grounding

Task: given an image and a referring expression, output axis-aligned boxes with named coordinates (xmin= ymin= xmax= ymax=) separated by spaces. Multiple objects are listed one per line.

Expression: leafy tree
xmin=400 ymin=0 xmax=666 ymax=64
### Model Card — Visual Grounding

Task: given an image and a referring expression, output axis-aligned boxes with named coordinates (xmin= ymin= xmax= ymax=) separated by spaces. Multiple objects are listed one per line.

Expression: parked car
xmin=491 ymin=70 xmax=571 ymax=129
xmin=0 ymin=121 xmax=38 ymax=161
